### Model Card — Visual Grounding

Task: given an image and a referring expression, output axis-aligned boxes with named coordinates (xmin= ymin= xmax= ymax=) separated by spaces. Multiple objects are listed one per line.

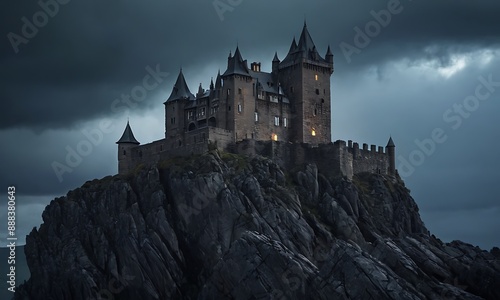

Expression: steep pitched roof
xmin=386 ymin=137 xmax=395 ymax=147
xmin=326 ymin=45 xmax=333 ymax=57
xmin=215 ymin=70 xmax=222 ymax=89
xmin=280 ymin=23 xmax=328 ymax=66
xmin=222 ymin=46 xmax=250 ymax=77
xmin=297 ymin=22 xmax=316 ymax=55
xmin=165 ymin=69 xmax=195 ymax=103
xmin=289 ymin=37 xmax=298 ymax=53
xmin=116 ymin=121 xmax=140 ymax=145
xmin=273 ymin=52 xmax=280 ymax=62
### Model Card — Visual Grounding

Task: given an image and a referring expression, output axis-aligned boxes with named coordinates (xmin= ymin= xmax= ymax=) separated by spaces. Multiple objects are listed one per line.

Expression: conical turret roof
xmin=116 ymin=121 xmax=140 ymax=144
xmin=165 ymin=69 xmax=195 ymax=103
xmin=215 ymin=70 xmax=222 ymax=88
xmin=386 ymin=137 xmax=395 ymax=147
xmin=280 ymin=22 xmax=328 ymax=66
xmin=326 ymin=45 xmax=333 ymax=56
xmin=297 ymin=22 xmax=316 ymax=54
xmin=273 ymin=52 xmax=280 ymax=62
xmin=222 ymin=46 xmax=249 ymax=77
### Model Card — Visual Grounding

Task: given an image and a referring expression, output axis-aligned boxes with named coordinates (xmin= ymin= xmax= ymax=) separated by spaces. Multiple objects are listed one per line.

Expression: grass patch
xmin=219 ymin=152 xmax=249 ymax=172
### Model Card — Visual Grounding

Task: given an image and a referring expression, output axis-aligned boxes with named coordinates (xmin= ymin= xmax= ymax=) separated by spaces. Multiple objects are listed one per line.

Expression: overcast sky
xmin=1 ymin=0 xmax=499 ymax=250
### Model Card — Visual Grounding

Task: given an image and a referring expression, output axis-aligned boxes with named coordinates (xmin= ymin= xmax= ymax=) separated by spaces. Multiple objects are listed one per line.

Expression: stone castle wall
xmin=120 ymin=135 xmax=392 ymax=179
xmin=233 ymin=139 xmax=392 ymax=180
xmin=123 ymin=127 xmax=233 ymax=171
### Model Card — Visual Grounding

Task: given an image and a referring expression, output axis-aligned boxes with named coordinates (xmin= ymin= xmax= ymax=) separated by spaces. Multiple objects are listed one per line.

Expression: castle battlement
xmin=116 ymin=23 xmax=396 ymax=179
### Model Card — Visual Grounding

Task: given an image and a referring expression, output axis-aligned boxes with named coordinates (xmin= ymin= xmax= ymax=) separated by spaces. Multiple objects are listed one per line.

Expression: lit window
xmin=255 ymin=112 xmax=259 ymax=122
xmin=312 ymin=129 xmax=316 ymax=136
xmin=274 ymin=116 xmax=280 ymax=126
xmin=315 ymin=74 xmax=318 ymax=81
xmin=272 ymin=134 xmax=278 ymax=141
xmin=201 ymin=108 xmax=206 ymax=116
xmin=283 ymin=117 xmax=287 ymax=127
xmin=238 ymin=104 xmax=242 ymax=112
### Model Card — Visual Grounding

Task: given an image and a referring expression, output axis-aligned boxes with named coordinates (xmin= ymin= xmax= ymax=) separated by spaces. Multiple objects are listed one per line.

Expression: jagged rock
xmin=15 ymin=152 xmax=500 ymax=299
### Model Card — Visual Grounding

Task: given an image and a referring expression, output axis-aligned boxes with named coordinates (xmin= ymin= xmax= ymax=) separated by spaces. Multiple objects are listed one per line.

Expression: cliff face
xmin=16 ymin=152 xmax=500 ymax=300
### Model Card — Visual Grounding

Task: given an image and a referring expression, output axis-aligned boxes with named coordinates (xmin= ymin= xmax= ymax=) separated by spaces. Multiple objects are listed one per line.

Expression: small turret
xmin=215 ymin=70 xmax=222 ymax=89
xmin=272 ymin=52 xmax=280 ymax=73
xmin=197 ymin=83 xmax=204 ymax=98
xmin=386 ymin=136 xmax=396 ymax=176
xmin=326 ymin=45 xmax=333 ymax=65
xmin=116 ymin=121 xmax=140 ymax=175
xmin=210 ymin=78 xmax=214 ymax=90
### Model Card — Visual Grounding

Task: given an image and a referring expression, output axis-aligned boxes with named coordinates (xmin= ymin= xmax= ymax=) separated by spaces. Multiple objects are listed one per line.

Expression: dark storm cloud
xmin=1 ymin=0 xmax=500 ymax=249
xmin=1 ymin=0 xmax=500 ymax=130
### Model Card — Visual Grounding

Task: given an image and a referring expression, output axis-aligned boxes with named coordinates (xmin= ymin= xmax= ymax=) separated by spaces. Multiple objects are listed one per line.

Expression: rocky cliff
xmin=15 ymin=151 xmax=500 ymax=299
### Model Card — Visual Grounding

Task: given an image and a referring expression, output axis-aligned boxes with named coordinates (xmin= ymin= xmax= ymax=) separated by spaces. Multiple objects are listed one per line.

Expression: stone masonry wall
xmin=233 ymin=139 xmax=390 ymax=180
xmin=120 ymin=132 xmax=391 ymax=180
xmin=122 ymin=127 xmax=233 ymax=172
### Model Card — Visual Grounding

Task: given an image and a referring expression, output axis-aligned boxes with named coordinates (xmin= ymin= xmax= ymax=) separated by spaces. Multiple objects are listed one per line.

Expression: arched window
xmin=208 ymin=117 xmax=216 ymax=127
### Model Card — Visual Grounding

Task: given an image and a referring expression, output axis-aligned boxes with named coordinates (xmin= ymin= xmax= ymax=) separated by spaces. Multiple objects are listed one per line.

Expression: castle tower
xmin=116 ymin=121 xmax=140 ymax=175
xmin=164 ymin=69 xmax=195 ymax=139
xmin=221 ymin=46 xmax=255 ymax=141
xmin=386 ymin=136 xmax=396 ymax=175
xmin=277 ymin=23 xmax=334 ymax=144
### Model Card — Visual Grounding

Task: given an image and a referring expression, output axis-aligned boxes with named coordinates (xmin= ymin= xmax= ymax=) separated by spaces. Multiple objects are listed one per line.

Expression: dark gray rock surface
xmin=15 ymin=152 xmax=500 ymax=299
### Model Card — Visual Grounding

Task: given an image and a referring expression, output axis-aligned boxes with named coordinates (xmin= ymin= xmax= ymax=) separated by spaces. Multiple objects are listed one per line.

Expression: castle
xmin=116 ymin=23 xmax=396 ymax=179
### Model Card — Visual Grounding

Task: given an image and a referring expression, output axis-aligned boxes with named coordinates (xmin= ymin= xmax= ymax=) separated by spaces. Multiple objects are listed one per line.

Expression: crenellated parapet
xmin=233 ymin=138 xmax=396 ymax=180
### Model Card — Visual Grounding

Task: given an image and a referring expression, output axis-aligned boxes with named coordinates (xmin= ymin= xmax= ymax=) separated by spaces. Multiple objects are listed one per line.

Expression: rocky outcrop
xmin=15 ymin=151 xmax=500 ymax=299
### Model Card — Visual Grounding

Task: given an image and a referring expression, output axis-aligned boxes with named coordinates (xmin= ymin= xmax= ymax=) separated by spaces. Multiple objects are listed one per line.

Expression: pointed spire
xmin=273 ymin=51 xmax=280 ymax=62
xmin=165 ymin=69 xmax=195 ymax=103
xmin=210 ymin=77 xmax=214 ymax=90
xmin=234 ymin=46 xmax=243 ymax=62
xmin=386 ymin=136 xmax=395 ymax=147
xmin=297 ymin=22 xmax=316 ymax=53
xmin=197 ymin=83 xmax=204 ymax=96
xmin=326 ymin=45 xmax=332 ymax=56
xmin=326 ymin=45 xmax=333 ymax=64
xmin=289 ymin=37 xmax=298 ymax=53
xmin=116 ymin=121 xmax=140 ymax=145
xmin=215 ymin=70 xmax=222 ymax=88
xmin=222 ymin=46 xmax=249 ymax=77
